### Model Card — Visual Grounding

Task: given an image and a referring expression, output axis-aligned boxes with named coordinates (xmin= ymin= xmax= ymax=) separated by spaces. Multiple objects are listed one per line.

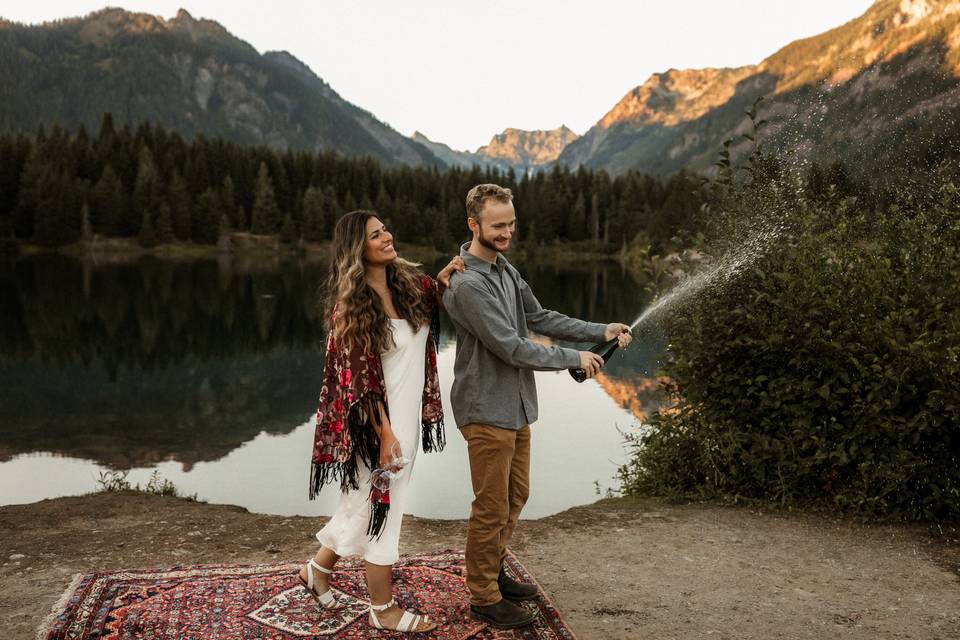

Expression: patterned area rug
xmin=39 ymin=550 xmax=576 ymax=639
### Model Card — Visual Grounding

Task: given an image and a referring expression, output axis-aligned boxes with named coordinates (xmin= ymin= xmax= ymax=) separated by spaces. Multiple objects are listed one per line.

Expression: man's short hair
xmin=465 ymin=184 xmax=513 ymax=221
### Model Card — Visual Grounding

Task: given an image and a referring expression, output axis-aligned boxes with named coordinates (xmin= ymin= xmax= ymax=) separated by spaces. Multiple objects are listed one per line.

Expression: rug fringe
xmin=505 ymin=549 xmax=579 ymax=640
xmin=35 ymin=572 xmax=84 ymax=640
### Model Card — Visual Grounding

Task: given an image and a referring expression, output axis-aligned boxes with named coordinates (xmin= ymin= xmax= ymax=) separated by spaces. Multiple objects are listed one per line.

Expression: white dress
xmin=316 ymin=319 xmax=429 ymax=565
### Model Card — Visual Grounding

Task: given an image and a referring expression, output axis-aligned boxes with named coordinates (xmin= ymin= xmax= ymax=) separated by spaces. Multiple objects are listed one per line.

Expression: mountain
xmin=412 ymin=126 xmax=579 ymax=174
xmin=410 ymin=131 xmax=503 ymax=170
xmin=558 ymin=0 xmax=960 ymax=174
xmin=0 ymin=8 xmax=441 ymax=167
xmin=476 ymin=126 xmax=580 ymax=167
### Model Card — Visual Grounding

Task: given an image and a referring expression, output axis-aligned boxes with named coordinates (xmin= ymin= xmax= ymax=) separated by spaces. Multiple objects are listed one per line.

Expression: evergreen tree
xmin=279 ymin=213 xmax=296 ymax=245
xmin=131 ymin=147 xmax=162 ymax=238
xmin=301 ymin=186 xmax=327 ymax=242
xmin=323 ymin=185 xmax=343 ymax=233
xmin=91 ymin=164 xmax=126 ymax=236
xmin=251 ymin=162 xmax=281 ymax=234
xmin=33 ymin=172 xmax=83 ymax=247
xmin=156 ymin=202 xmax=175 ymax=244
xmin=80 ymin=202 xmax=93 ymax=242
xmin=570 ymin=191 xmax=587 ymax=242
xmin=217 ymin=214 xmax=232 ymax=253
xmin=13 ymin=147 xmax=45 ymax=239
xmin=192 ymin=188 xmax=221 ymax=244
xmin=221 ymin=175 xmax=241 ymax=230
xmin=0 ymin=138 xmax=27 ymax=217
xmin=138 ymin=209 xmax=158 ymax=248
xmin=342 ymin=191 xmax=359 ymax=213
xmin=166 ymin=170 xmax=192 ymax=241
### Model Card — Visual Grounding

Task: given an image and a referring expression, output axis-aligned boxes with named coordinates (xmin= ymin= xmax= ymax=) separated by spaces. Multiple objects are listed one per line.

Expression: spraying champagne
xmin=569 ymin=335 xmax=623 ymax=383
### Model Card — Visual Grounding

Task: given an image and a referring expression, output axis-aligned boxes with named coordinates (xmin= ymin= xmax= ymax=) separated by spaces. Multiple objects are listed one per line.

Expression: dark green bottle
xmin=569 ymin=336 xmax=620 ymax=383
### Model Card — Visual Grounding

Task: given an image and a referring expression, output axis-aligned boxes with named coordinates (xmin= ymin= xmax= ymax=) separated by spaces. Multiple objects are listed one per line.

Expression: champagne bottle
xmin=569 ymin=336 xmax=621 ymax=383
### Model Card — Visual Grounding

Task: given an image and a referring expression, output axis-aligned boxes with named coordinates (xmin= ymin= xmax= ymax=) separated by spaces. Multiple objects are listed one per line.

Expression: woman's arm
xmin=434 ymin=256 xmax=465 ymax=307
xmin=372 ymin=401 xmax=402 ymax=469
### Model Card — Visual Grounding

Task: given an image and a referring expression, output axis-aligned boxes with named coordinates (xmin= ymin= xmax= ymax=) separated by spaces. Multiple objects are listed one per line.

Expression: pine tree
xmin=217 ymin=214 xmax=232 ymax=253
xmin=192 ymin=188 xmax=221 ymax=245
xmin=251 ymin=162 xmax=281 ymax=234
xmin=156 ymin=202 xmax=175 ymax=244
xmin=279 ymin=213 xmax=296 ymax=245
xmin=131 ymin=147 xmax=162 ymax=238
xmin=91 ymin=164 xmax=127 ymax=236
xmin=80 ymin=202 xmax=93 ymax=241
xmin=33 ymin=172 xmax=83 ymax=247
xmin=166 ymin=170 xmax=192 ymax=241
xmin=221 ymin=175 xmax=240 ymax=230
xmin=301 ymin=186 xmax=327 ymax=242
xmin=138 ymin=209 xmax=158 ymax=248
xmin=323 ymin=185 xmax=343 ymax=234
xmin=13 ymin=147 xmax=45 ymax=239
xmin=570 ymin=191 xmax=587 ymax=242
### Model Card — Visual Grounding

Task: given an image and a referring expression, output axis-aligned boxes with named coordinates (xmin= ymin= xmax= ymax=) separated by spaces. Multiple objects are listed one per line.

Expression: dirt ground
xmin=2 ymin=493 xmax=958 ymax=640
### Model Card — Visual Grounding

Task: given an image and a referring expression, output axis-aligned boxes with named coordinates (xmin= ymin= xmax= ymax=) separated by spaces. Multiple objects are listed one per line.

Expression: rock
xmin=9 ymin=553 xmax=25 ymax=560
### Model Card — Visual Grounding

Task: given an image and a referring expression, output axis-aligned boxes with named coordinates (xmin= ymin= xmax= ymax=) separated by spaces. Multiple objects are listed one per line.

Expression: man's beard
xmin=477 ymin=225 xmax=508 ymax=252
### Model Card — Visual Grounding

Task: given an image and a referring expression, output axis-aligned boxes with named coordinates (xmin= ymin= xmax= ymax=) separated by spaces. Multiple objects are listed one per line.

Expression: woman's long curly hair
xmin=324 ymin=210 xmax=431 ymax=354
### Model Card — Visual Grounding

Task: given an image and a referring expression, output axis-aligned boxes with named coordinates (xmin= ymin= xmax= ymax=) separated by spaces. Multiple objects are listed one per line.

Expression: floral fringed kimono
xmin=309 ymin=274 xmax=445 ymax=538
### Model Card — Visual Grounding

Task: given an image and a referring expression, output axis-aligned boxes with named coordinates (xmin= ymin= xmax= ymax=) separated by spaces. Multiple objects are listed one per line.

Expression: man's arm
xmin=518 ymin=275 xmax=608 ymax=343
xmin=444 ymin=277 xmax=582 ymax=371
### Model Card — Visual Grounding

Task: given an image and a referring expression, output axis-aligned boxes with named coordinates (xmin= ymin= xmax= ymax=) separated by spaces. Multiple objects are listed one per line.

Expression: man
xmin=443 ymin=184 xmax=632 ymax=629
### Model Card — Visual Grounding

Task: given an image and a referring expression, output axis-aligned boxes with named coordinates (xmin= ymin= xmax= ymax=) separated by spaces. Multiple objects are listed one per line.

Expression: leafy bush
xmin=96 ymin=469 xmax=198 ymax=501
xmin=620 ymin=161 xmax=960 ymax=523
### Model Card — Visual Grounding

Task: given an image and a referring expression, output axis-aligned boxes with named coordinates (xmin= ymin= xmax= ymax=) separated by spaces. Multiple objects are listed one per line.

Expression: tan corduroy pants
xmin=460 ymin=423 xmax=531 ymax=606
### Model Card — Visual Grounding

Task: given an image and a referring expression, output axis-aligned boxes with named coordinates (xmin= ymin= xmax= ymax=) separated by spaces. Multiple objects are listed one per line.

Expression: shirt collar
xmin=459 ymin=242 xmax=507 ymax=274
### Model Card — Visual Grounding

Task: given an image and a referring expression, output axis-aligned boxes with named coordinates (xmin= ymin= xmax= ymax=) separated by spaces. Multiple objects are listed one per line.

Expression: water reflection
xmin=0 ymin=253 xmax=666 ymax=515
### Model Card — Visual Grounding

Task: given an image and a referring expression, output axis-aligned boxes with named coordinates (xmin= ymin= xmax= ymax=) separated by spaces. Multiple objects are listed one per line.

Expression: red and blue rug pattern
xmin=39 ymin=550 xmax=576 ymax=639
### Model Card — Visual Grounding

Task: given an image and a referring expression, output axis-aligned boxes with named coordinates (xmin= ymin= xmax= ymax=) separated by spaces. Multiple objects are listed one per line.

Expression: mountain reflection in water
xmin=0 ymin=253 xmax=666 ymax=514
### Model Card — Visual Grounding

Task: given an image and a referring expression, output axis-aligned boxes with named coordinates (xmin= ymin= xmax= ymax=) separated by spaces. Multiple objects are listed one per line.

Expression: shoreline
xmin=2 ymin=493 xmax=958 ymax=639
xmin=9 ymin=235 xmax=632 ymax=266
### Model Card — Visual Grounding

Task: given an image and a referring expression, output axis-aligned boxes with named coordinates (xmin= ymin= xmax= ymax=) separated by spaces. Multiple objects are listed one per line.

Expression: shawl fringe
xmin=309 ymin=393 xmax=384 ymax=499
xmin=367 ymin=488 xmax=390 ymax=539
xmin=346 ymin=393 xmax=384 ymax=485
xmin=430 ymin=306 xmax=441 ymax=347
xmin=421 ymin=418 xmax=445 ymax=453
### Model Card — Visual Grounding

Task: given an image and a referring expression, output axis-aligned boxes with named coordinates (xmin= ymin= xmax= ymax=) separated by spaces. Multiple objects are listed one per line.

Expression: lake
xmin=0 ymin=252 xmax=666 ymax=519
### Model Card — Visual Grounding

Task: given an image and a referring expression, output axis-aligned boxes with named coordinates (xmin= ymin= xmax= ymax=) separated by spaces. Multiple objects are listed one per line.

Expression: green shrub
xmin=621 ymin=166 xmax=960 ymax=523
xmin=96 ymin=469 xmax=198 ymax=501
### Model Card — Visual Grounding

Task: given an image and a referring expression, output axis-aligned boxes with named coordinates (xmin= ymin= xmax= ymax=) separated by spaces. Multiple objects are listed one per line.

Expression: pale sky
xmin=4 ymin=1 xmax=875 ymax=151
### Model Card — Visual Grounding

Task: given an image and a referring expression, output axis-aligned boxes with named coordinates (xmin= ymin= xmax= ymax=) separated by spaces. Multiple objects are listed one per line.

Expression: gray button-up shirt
xmin=442 ymin=243 xmax=607 ymax=430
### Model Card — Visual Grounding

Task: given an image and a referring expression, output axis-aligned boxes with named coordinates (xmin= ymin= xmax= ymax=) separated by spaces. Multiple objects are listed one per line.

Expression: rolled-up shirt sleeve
xmin=445 ymin=279 xmax=581 ymax=370
xmin=519 ymin=276 xmax=608 ymax=343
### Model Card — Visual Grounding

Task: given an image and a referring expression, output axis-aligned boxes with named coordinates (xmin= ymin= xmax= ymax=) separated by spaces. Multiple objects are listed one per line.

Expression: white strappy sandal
xmin=298 ymin=558 xmax=344 ymax=610
xmin=369 ymin=597 xmax=437 ymax=633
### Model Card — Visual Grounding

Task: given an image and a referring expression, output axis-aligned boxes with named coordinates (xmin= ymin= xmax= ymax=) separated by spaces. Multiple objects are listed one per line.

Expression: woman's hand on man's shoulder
xmin=436 ymin=255 xmax=466 ymax=288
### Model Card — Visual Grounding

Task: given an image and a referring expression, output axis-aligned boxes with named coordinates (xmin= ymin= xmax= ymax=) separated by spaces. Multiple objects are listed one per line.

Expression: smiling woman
xmin=302 ymin=209 xmax=467 ymax=633
xmin=324 ymin=211 xmax=436 ymax=355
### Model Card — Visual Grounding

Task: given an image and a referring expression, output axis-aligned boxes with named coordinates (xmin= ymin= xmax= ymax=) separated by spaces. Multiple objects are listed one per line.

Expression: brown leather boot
xmin=469 ymin=598 xmax=535 ymax=629
xmin=498 ymin=567 xmax=539 ymax=601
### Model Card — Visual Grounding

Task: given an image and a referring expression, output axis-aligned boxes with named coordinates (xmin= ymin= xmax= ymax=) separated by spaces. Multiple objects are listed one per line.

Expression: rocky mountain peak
xmin=1 ymin=7 xmax=441 ymax=168
xmin=598 ymin=66 xmax=756 ymax=130
xmin=558 ymin=0 xmax=960 ymax=174
xmin=476 ymin=126 xmax=580 ymax=166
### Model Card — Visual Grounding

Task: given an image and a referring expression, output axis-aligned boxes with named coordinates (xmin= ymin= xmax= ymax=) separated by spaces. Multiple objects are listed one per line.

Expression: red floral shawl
xmin=309 ymin=274 xmax=444 ymax=537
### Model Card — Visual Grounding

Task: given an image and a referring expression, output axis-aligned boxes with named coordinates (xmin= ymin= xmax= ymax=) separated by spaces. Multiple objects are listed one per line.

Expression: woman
xmin=300 ymin=210 xmax=463 ymax=633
